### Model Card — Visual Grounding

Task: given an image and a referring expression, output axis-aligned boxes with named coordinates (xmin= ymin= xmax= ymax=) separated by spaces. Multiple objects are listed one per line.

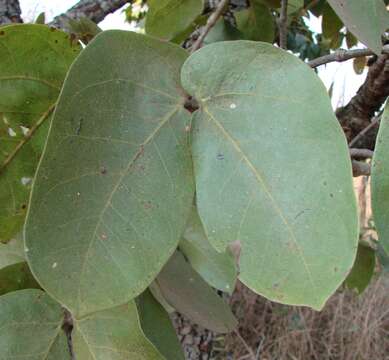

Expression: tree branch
xmin=278 ymin=0 xmax=288 ymax=49
xmin=308 ymin=47 xmax=389 ymax=68
xmin=352 ymin=160 xmax=370 ymax=177
xmin=190 ymin=0 xmax=229 ymax=53
xmin=49 ymin=0 xmax=130 ymax=29
xmin=349 ymin=148 xmax=374 ymax=159
xmin=336 ymin=52 xmax=389 ymax=149
xmin=0 ymin=0 xmax=22 ymax=25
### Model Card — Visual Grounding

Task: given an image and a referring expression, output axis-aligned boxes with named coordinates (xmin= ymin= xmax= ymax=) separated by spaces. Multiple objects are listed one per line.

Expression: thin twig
xmin=0 ymin=103 xmax=56 ymax=174
xmin=308 ymin=45 xmax=389 ymax=68
xmin=190 ymin=0 xmax=229 ymax=53
xmin=234 ymin=329 xmax=256 ymax=360
xmin=349 ymin=148 xmax=374 ymax=159
xmin=348 ymin=116 xmax=381 ymax=148
xmin=278 ymin=0 xmax=288 ymax=49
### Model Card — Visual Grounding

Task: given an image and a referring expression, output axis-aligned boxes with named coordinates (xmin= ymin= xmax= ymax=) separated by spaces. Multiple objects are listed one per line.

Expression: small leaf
xmin=353 ymin=56 xmax=367 ymax=75
xmin=0 ymin=289 xmax=69 ymax=359
xmin=372 ymin=102 xmax=389 ymax=255
xmin=327 ymin=0 xmax=389 ymax=54
xmin=204 ymin=19 xmax=244 ymax=44
xmin=25 ymin=31 xmax=194 ymax=316
xmin=67 ymin=17 xmax=102 ymax=44
xmin=72 ymin=301 xmax=165 ymax=359
xmin=181 ymin=41 xmax=359 ymax=310
xmin=146 ymin=0 xmax=204 ymax=40
xmin=287 ymin=0 xmax=304 ymax=14
xmin=345 ymin=244 xmax=375 ymax=294
xmin=35 ymin=12 xmax=45 ymax=24
xmin=0 ymin=24 xmax=81 ymax=243
xmin=180 ymin=206 xmax=237 ymax=293
xmin=322 ymin=3 xmax=343 ymax=49
xmin=346 ymin=30 xmax=358 ymax=49
xmin=235 ymin=1 xmax=275 ymax=42
xmin=136 ymin=290 xmax=184 ymax=359
xmin=155 ymin=252 xmax=237 ymax=333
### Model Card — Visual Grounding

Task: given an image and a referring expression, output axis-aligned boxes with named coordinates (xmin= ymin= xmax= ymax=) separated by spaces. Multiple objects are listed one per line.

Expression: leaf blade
xmin=25 ymin=31 xmax=194 ymax=316
xmin=181 ymin=41 xmax=359 ymax=310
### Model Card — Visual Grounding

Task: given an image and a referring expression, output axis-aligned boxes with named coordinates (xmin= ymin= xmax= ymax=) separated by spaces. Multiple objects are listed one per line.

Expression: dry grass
xmin=213 ymin=277 xmax=389 ymax=360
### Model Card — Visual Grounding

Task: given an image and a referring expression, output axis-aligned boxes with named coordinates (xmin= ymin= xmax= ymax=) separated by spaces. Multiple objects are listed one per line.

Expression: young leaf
xmin=0 ymin=289 xmax=70 ymax=359
xmin=372 ymin=102 xmax=389 ymax=256
xmin=136 ymin=290 xmax=185 ymax=360
xmin=146 ymin=0 xmax=204 ymax=40
xmin=0 ymin=24 xmax=81 ymax=243
xmin=322 ymin=3 xmax=343 ymax=49
xmin=235 ymin=1 xmax=275 ymax=42
xmin=155 ymin=251 xmax=237 ymax=333
xmin=327 ymin=0 xmax=389 ymax=55
xmin=180 ymin=206 xmax=237 ymax=293
xmin=25 ymin=31 xmax=194 ymax=317
xmin=345 ymin=244 xmax=375 ymax=294
xmin=72 ymin=301 xmax=165 ymax=359
xmin=181 ymin=41 xmax=359 ymax=310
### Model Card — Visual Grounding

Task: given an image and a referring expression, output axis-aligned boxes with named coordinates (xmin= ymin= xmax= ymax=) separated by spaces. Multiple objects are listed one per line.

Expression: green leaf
xmin=181 ymin=41 xmax=359 ymax=310
xmin=235 ymin=1 xmax=275 ymax=42
xmin=353 ymin=56 xmax=366 ymax=75
xmin=146 ymin=0 xmax=204 ymax=40
xmin=327 ymin=0 xmax=389 ymax=54
xmin=155 ymin=252 xmax=237 ymax=333
xmin=0 ymin=234 xmax=24 ymax=268
xmin=136 ymin=290 xmax=184 ymax=360
xmin=287 ymin=0 xmax=304 ymax=14
xmin=0 ymin=289 xmax=70 ymax=359
xmin=261 ymin=0 xmax=281 ymax=8
xmin=72 ymin=301 xmax=165 ymax=359
xmin=67 ymin=17 xmax=102 ymax=44
xmin=0 ymin=235 xmax=40 ymax=295
xmin=35 ymin=12 xmax=45 ymax=24
xmin=372 ymin=102 xmax=389 ymax=256
xmin=25 ymin=31 xmax=194 ymax=317
xmin=346 ymin=30 xmax=358 ymax=49
xmin=345 ymin=244 xmax=375 ymax=294
xmin=0 ymin=24 xmax=81 ymax=242
xmin=180 ymin=206 xmax=237 ymax=293
xmin=204 ymin=19 xmax=244 ymax=45
xmin=322 ymin=3 xmax=343 ymax=49
xmin=0 ymin=262 xmax=40 ymax=296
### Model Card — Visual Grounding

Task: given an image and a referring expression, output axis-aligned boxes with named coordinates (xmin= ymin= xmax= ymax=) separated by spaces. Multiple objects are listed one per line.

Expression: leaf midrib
xmin=202 ymin=106 xmax=319 ymax=296
xmin=76 ymin=104 xmax=182 ymax=314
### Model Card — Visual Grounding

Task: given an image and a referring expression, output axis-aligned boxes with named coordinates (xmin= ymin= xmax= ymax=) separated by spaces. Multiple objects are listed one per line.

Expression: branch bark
xmin=0 ymin=0 xmax=22 ymax=24
xmin=49 ymin=0 xmax=130 ymax=28
xmin=278 ymin=0 xmax=288 ymax=49
xmin=336 ymin=51 xmax=389 ymax=149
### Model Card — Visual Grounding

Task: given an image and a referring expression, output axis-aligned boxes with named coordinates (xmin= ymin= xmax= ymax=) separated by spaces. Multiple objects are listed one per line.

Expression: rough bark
xmin=0 ymin=0 xmax=22 ymax=24
xmin=49 ymin=0 xmax=130 ymax=29
xmin=336 ymin=52 xmax=389 ymax=149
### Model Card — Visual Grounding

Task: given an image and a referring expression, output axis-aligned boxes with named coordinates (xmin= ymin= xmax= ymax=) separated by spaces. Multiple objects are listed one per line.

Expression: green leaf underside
xmin=146 ymin=0 xmax=204 ymax=40
xmin=0 ymin=24 xmax=81 ymax=242
xmin=181 ymin=41 xmax=358 ymax=310
xmin=235 ymin=1 xmax=275 ymax=42
xmin=372 ymin=102 xmax=389 ymax=255
xmin=155 ymin=252 xmax=237 ymax=333
xmin=345 ymin=244 xmax=375 ymax=294
xmin=72 ymin=301 xmax=165 ymax=359
xmin=136 ymin=290 xmax=185 ymax=360
xmin=180 ymin=206 xmax=237 ymax=293
xmin=0 ymin=289 xmax=69 ymax=359
xmin=327 ymin=0 xmax=389 ymax=55
xmin=25 ymin=31 xmax=194 ymax=316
